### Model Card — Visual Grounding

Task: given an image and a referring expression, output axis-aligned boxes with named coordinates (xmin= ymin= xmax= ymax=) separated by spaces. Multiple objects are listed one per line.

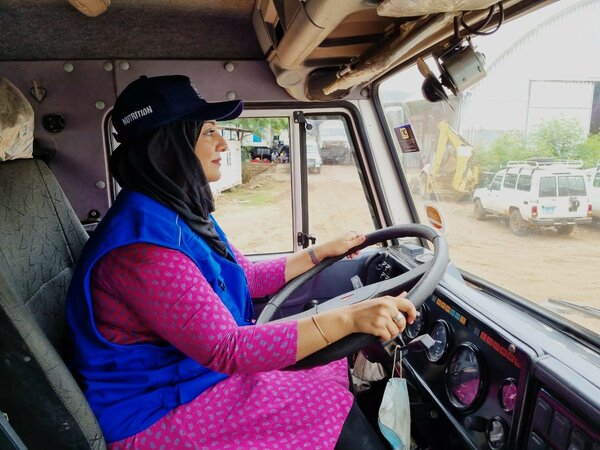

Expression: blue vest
xmin=66 ymin=190 xmax=253 ymax=442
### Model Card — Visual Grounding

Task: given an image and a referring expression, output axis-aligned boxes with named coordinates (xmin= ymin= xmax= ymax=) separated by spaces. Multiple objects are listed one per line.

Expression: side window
xmin=516 ymin=174 xmax=532 ymax=191
xmin=490 ymin=175 xmax=503 ymax=191
xmin=108 ymin=112 xmax=377 ymax=256
xmin=213 ymin=117 xmax=293 ymax=254
xmin=503 ymin=173 xmax=518 ymax=189
xmin=539 ymin=176 xmax=557 ymax=197
xmin=305 ymin=115 xmax=377 ymax=242
xmin=594 ymin=172 xmax=600 ymax=188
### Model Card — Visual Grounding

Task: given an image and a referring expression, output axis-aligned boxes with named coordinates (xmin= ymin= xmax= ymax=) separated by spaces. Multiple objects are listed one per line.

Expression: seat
xmin=0 ymin=159 xmax=106 ymax=449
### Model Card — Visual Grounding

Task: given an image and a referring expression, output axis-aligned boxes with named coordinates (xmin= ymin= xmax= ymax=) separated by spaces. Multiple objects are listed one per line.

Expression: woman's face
xmin=194 ymin=120 xmax=228 ymax=182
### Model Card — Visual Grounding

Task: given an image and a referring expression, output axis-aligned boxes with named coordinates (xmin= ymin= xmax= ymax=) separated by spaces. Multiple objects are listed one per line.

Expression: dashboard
xmin=401 ymin=293 xmax=527 ymax=450
xmin=362 ymin=246 xmax=600 ymax=450
xmin=274 ymin=244 xmax=600 ymax=450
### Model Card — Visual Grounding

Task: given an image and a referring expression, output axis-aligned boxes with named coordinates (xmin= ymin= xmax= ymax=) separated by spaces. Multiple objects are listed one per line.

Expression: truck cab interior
xmin=1 ymin=1 xmax=599 ymax=449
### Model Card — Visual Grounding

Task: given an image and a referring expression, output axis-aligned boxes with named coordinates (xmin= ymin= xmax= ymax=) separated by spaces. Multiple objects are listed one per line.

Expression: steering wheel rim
xmin=256 ymin=224 xmax=449 ymax=369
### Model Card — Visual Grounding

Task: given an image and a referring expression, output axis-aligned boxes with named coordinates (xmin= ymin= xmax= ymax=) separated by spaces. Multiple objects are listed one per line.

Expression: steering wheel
xmin=256 ymin=224 xmax=449 ymax=369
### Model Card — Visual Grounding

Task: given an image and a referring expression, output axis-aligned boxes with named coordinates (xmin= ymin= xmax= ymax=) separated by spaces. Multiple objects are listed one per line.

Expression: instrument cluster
xmin=402 ymin=295 xmax=526 ymax=450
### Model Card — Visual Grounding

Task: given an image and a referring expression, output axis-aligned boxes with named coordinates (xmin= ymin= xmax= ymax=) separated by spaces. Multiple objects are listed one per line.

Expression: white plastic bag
xmin=0 ymin=77 xmax=34 ymax=161
xmin=351 ymin=351 xmax=387 ymax=392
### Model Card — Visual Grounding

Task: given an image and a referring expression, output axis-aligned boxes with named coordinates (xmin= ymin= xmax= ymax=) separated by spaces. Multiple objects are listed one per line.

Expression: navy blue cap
xmin=112 ymin=75 xmax=243 ymax=142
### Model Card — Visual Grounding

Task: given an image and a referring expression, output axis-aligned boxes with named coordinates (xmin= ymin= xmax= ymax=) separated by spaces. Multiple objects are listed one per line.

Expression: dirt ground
xmin=215 ymin=164 xmax=600 ymax=334
xmin=433 ymin=201 xmax=600 ymax=333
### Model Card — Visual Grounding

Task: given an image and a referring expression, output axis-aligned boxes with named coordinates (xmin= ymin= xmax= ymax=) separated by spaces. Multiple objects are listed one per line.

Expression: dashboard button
xmin=528 ymin=433 xmax=547 ymax=450
xmin=568 ymin=429 xmax=588 ymax=450
xmin=533 ymin=398 xmax=553 ymax=434
xmin=549 ymin=412 xmax=571 ymax=450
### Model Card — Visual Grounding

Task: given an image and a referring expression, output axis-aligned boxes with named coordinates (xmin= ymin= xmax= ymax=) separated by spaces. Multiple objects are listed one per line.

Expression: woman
xmin=66 ymin=75 xmax=416 ymax=449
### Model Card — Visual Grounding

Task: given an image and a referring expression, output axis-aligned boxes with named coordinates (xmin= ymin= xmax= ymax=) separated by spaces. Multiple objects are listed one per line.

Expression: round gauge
xmin=486 ymin=416 xmax=508 ymax=450
xmin=445 ymin=343 xmax=485 ymax=410
xmin=499 ymin=379 xmax=518 ymax=413
xmin=426 ymin=320 xmax=451 ymax=363
xmin=404 ymin=304 xmax=428 ymax=339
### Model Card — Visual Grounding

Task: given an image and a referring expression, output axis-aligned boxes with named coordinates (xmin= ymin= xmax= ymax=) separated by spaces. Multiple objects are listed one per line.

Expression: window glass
xmin=305 ymin=115 xmax=377 ymax=242
xmin=378 ymin=0 xmax=600 ymax=336
xmin=109 ymin=114 xmax=376 ymax=255
xmin=594 ymin=172 xmax=600 ymax=188
xmin=212 ymin=117 xmax=293 ymax=254
xmin=539 ymin=177 xmax=557 ymax=197
xmin=558 ymin=176 xmax=586 ymax=196
xmin=503 ymin=173 xmax=518 ymax=189
xmin=516 ymin=174 xmax=532 ymax=191
xmin=490 ymin=175 xmax=502 ymax=191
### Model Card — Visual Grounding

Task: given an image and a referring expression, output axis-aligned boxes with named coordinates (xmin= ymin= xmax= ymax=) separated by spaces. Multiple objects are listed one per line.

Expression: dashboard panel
xmin=287 ymin=245 xmax=600 ymax=450
xmin=358 ymin=246 xmax=600 ymax=450
xmin=400 ymin=294 xmax=529 ymax=450
xmin=527 ymin=388 xmax=600 ymax=449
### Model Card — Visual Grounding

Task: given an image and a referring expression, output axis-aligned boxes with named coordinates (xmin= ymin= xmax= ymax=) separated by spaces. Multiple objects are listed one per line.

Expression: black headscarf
xmin=109 ymin=120 xmax=230 ymax=258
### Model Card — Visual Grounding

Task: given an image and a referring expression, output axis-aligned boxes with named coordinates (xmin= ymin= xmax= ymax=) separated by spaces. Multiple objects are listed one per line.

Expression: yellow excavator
xmin=418 ymin=120 xmax=480 ymax=202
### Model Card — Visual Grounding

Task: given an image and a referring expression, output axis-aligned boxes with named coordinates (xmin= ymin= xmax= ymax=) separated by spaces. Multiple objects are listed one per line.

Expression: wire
xmin=460 ymin=1 xmax=504 ymax=36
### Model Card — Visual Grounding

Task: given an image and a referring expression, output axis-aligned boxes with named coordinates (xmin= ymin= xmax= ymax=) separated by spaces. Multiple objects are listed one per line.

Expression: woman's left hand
xmin=319 ymin=231 xmax=366 ymax=260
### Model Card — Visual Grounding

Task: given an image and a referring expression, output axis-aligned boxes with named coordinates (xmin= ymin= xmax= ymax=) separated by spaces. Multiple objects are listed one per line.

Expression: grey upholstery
xmin=0 ymin=159 xmax=106 ymax=449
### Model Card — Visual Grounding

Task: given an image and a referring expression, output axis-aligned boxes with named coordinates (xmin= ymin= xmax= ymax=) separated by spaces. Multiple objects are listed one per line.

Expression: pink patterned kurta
xmin=90 ymin=243 xmax=353 ymax=449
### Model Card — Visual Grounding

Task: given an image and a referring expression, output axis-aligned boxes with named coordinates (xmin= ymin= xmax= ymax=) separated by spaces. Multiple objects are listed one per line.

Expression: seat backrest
xmin=0 ymin=159 xmax=106 ymax=449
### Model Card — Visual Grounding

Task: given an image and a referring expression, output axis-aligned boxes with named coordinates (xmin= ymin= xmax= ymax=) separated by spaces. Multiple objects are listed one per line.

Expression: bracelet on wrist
xmin=308 ymin=245 xmax=321 ymax=265
xmin=311 ymin=315 xmax=330 ymax=345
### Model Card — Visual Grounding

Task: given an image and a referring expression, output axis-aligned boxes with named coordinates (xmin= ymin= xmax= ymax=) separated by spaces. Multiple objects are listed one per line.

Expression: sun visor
xmin=377 ymin=0 xmax=498 ymax=17
xmin=0 ymin=77 xmax=34 ymax=162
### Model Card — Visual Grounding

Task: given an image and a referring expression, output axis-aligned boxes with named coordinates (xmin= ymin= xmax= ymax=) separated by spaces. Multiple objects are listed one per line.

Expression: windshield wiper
xmin=547 ymin=298 xmax=600 ymax=319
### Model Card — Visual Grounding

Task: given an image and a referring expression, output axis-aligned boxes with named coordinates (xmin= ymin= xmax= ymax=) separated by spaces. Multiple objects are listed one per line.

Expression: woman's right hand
xmin=295 ymin=292 xmax=418 ymax=361
xmin=345 ymin=293 xmax=418 ymax=341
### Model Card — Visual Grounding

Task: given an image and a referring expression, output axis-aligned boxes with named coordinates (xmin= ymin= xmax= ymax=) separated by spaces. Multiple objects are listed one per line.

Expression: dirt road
xmin=434 ymin=201 xmax=600 ymax=332
xmin=215 ymin=164 xmax=600 ymax=333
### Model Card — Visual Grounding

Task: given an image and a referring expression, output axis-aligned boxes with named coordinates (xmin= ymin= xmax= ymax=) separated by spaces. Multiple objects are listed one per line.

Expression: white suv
xmin=585 ymin=163 xmax=600 ymax=223
xmin=473 ymin=160 xmax=593 ymax=235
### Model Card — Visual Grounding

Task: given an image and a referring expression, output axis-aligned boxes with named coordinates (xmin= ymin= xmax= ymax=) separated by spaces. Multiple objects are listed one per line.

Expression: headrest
xmin=0 ymin=77 xmax=34 ymax=161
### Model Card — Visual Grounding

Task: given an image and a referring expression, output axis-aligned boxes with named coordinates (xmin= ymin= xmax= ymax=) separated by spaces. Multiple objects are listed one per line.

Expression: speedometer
xmin=445 ymin=343 xmax=485 ymax=410
xmin=426 ymin=320 xmax=451 ymax=363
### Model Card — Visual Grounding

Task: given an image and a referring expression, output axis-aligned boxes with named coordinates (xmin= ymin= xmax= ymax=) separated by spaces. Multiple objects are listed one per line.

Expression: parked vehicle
xmin=473 ymin=160 xmax=592 ymax=235
xmin=246 ymin=142 xmax=273 ymax=161
xmin=585 ymin=163 xmax=600 ymax=223
xmin=317 ymin=120 xmax=351 ymax=164
xmin=415 ymin=120 xmax=480 ymax=201
xmin=307 ymin=139 xmax=322 ymax=173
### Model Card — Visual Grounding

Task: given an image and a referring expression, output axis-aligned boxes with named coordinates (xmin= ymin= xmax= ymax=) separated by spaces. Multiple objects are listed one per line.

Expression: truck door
xmin=487 ymin=174 xmax=504 ymax=213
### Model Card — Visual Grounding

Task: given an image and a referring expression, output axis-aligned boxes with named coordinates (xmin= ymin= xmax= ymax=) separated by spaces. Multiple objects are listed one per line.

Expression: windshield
xmin=378 ymin=0 xmax=600 ymax=336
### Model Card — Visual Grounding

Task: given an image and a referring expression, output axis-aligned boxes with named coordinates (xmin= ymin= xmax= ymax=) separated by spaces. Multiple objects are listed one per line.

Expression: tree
xmin=473 ymin=130 xmax=532 ymax=172
xmin=577 ymin=133 xmax=600 ymax=168
xmin=222 ymin=117 xmax=288 ymax=142
xmin=529 ymin=118 xmax=585 ymax=160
